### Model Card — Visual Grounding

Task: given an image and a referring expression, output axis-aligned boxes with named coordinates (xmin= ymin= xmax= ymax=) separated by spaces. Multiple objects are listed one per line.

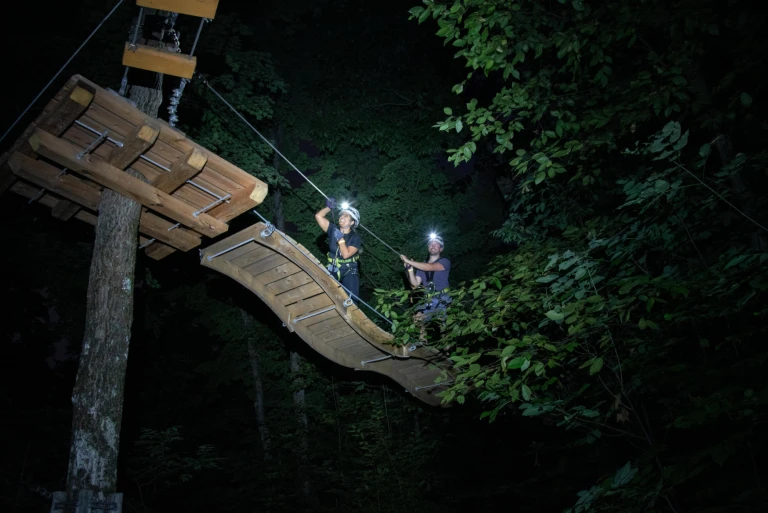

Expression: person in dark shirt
xmin=401 ymin=234 xmax=451 ymax=339
xmin=314 ymin=198 xmax=362 ymax=301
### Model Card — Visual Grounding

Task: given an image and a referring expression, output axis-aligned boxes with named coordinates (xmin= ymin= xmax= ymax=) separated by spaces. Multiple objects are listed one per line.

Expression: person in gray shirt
xmin=401 ymin=234 xmax=451 ymax=340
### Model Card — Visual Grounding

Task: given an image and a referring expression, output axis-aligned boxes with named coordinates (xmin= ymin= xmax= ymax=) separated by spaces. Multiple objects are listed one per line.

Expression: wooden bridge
xmin=0 ymin=74 xmax=453 ymax=407
xmin=201 ymin=223 xmax=453 ymax=406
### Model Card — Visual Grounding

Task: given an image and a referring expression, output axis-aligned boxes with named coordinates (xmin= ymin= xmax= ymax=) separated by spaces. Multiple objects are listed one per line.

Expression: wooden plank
xmin=136 ymin=0 xmax=219 ymax=18
xmin=107 ymin=122 xmax=160 ymax=170
xmin=29 ymin=128 xmax=228 ymax=237
xmin=308 ymin=316 xmax=348 ymax=334
xmin=275 ymin=282 xmax=324 ymax=307
xmin=265 ymin=269 xmax=313 ymax=293
xmin=302 ymin=309 xmax=339 ymax=328
xmin=139 ymin=210 xmax=201 ymax=251
xmin=84 ymin=79 xmax=268 ymax=202
xmin=286 ymin=294 xmax=334 ymax=318
xmin=53 ymin=200 xmax=84 ymax=221
xmin=145 ymin=242 xmax=177 ymax=260
xmin=230 ymin=245 xmax=273 ymax=268
xmin=243 ymin=252 xmax=289 ymax=276
xmin=38 ymin=82 xmax=95 ymax=137
xmin=7 ymin=152 xmax=101 ymax=210
xmin=122 ymin=43 xmax=197 ymax=79
xmin=151 ymin=147 xmax=207 ymax=193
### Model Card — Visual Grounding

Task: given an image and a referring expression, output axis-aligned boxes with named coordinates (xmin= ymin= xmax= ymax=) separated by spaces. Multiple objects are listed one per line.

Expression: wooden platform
xmin=0 ymin=74 xmax=268 ymax=260
xmin=201 ymin=223 xmax=454 ymax=407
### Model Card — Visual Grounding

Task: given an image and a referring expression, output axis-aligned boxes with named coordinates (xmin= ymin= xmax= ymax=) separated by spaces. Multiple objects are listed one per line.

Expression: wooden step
xmin=136 ymin=0 xmax=219 ymax=19
xmin=122 ymin=43 xmax=197 ymax=79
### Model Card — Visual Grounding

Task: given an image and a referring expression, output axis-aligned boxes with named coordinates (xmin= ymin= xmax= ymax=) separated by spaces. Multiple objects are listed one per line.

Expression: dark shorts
xmin=415 ymin=293 xmax=452 ymax=322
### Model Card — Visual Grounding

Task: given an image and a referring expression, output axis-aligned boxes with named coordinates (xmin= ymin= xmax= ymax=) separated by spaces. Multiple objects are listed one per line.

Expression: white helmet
xmin=339 ymin=206 xmax=360 ymax=227
xmin=428 ymin=233 xmax=444 ymax=249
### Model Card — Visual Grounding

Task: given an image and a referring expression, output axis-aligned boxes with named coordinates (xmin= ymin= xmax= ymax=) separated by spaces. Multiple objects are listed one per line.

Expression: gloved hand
xmin=331 ymin=227 xmax=343 ymax=243
xmin=325 ymin=197 xmax=336 ymax=209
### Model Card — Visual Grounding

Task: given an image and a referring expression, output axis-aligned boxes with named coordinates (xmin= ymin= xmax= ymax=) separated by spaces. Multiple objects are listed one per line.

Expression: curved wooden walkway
xmin=200 ymin=223 xmax=453 ymax=407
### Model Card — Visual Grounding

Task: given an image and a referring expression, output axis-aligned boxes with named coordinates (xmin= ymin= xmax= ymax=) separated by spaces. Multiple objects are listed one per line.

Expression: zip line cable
xmin=0 ymin=0 xmax=125 ymax=147
xmin=196 ymin=74 xmax=404 ymax=259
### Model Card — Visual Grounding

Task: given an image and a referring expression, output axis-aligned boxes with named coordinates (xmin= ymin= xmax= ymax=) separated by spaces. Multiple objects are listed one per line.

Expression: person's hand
xmin=332 ymin=227 xmax=343 ymax=242
xmin=400 ymin=254 xmax=410 ymax=265
xmin=325 ymin=197 xmax=336 ymax=209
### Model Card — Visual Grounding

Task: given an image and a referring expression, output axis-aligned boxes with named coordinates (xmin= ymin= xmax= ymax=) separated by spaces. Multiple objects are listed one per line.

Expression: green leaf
xmin=545 ymin=310 xmax=565 ymax=322
xmin=589 ymin=357 xmax=603 ymax=375
xmin=740 ymin=92 xmax=753 ymax=107
xmin=455 ymin=119 xmax=463 ymax=133
xmin=444 ymin=107 xmax=453 ymax=115
xmin=521 ymin=384 xmax=531 ymax=401
xmin=536 ymin=274 xmax=559 ymax=283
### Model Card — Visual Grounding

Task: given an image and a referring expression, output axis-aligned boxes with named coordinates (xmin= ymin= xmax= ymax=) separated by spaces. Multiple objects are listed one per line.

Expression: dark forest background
xmin=1 ymin=0 xmax=767 ymax=512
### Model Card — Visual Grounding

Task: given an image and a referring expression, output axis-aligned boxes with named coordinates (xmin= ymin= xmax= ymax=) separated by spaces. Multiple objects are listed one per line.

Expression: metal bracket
xmin=343 ymin=298 xmax=354 ymax=307
xmin=260 ymin=222 xmax=275 ymax=238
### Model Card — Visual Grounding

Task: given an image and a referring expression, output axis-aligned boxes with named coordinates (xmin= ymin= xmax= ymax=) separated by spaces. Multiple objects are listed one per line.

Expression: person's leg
xmin=340 ymin=267 xmax=360 ymax=304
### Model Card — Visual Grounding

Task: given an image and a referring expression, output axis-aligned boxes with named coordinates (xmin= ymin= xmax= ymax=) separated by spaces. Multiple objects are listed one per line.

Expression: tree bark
xmin=65 ymin=27 xmax=163 ymax=497
xmin=242 ymin=310 xmax=273 ymax=461
xmin=65 ymin=182 xmax=142 ymax=497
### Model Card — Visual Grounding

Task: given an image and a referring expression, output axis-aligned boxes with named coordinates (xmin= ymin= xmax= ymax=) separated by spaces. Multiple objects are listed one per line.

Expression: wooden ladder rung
xmin=136 ymin=0 xmax=220 ymax=19
xmin=122 ymin=43 xmax=197 ymax=79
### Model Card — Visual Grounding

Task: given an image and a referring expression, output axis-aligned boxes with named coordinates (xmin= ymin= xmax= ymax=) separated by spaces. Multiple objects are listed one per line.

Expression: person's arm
xmin=314 ymin=207 xmax=331 ymax=233
xmin=337 ymin=238 xmax=358 ymax=259
xmin=405 ymin=265 xmax=422 ymax=288
xmin=402 ymin=256 xmax=445 ymax=272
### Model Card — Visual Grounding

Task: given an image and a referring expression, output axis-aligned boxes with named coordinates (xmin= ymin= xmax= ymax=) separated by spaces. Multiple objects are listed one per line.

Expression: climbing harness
xmin=0 ymin=0 xmax=125 ymax=146
xmin=249 ymin=208 xmax=393 ymax=327
xmin=197 ymin=75 xmax=404 ymax=259
xmin=327 ymin=251 xmax=359 ymax=281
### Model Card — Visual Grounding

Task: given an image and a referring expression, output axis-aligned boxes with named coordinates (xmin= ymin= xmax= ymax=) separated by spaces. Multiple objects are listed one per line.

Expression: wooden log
xmin=106 ymin=122 xmax=160 ymax=171
xmin=53 ymin=200 xmax=84 ymax=221
xmin=7 ymin=152 xmax=101 ymax=210
xmin=145 ymin=242 xmax=177 ymax=260
xmin=79 ymin=77 xmax=268 ymax=203
xmin=151 ymin=147 xmax=207 ymax=193
xmin=136 ymin=0 xmax=220 ymax=18
xmin=139 ymin=209 xmax=201 ymax=251
xmin=38 ymin=82 xmax=96 ymax=137
xmin=29 ymin=128 xmax=228 ymax=237
xmin=122 ymin=43 xmax=197 ymax=79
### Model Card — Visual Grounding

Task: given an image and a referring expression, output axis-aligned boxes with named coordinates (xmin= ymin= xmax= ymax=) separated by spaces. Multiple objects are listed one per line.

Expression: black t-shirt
xmin=327 ymin=224 xmax=362 ymax=261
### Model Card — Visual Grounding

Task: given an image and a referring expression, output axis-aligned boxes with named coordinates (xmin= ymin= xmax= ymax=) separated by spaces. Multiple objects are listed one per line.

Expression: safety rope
xmin=0 ymin=0 xmax=125 ymax=146
xmin=250 ymin=208 xmax=394 ymax=327
xmin=196 ymin=74 xmax=404 ymax=259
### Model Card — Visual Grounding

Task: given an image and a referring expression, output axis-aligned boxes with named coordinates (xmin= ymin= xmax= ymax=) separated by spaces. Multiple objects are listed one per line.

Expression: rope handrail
xmin=196 ymin=74 xmax=404 ymax=259
xmin=249 ymin=208 xmax=393 ymax=327
xmin=0 ymin=0 xmax=126 ymax=147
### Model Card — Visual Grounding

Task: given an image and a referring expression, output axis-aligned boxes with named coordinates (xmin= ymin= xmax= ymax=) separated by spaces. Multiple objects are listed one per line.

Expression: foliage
xmin=397 ymin=0 xmax=768 ymax=511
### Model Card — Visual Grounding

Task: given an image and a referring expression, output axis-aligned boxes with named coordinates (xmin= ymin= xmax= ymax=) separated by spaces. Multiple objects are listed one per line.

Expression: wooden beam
xmin=122 ymin=43 xmax=197 ymax=79
xmin=139 ymin=209 xmax=201 ymax=251
xmin=53 ymin=200 xmax=84 ymax=221
xmin=107 ymin=122 xmax=160 ymax=170
xmin=8 ymin=152 xmax=101 ymax=210
xmin=136 ymin=0 xmax=219 ymax=19
xmin=151 ymin=147 xmax=207 ymax=193
xmin=144 ymin=242 xmax=177 ymax=260
xmin=38 ymin=82 xmax=96 ymax=137
xmin=29 ymin=128 xmax=228 ymax=237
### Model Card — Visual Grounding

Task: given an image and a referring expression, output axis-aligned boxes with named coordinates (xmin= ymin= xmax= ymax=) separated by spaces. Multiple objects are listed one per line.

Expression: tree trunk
xmin=242 ymin=310 xmax=273 ymax=461
xmin=65 ymin=28 xmax=163 ymax=497
xmin=65 ymin=182 xmax=142 ymax=497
